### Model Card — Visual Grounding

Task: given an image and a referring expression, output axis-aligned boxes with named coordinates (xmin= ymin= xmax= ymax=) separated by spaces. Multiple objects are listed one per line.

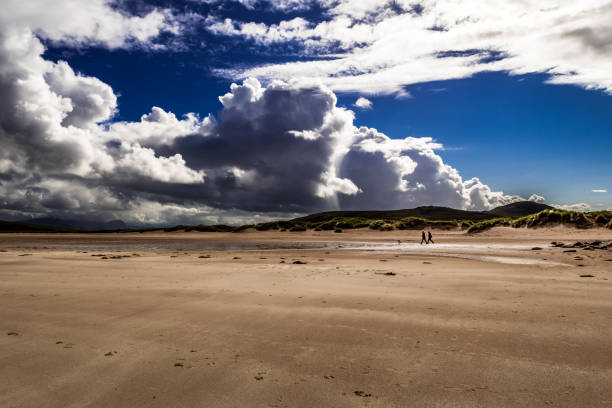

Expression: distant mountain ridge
xmin=0 ymin=220 xmax=77 ymax=233
xmin=0 ymin=217 xmax=129 ymax=232
xmin=19 ymin=217 xmax=129 ymax=231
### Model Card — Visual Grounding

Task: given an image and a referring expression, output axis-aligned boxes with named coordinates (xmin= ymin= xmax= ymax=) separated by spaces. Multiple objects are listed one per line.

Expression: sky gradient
xmin=1 ymin=0 xmax=611 ymax=225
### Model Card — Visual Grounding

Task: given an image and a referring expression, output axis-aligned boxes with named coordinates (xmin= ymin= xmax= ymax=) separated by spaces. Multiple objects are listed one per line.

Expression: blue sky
xmin=1 ymin=0 xmax=611 ymax=224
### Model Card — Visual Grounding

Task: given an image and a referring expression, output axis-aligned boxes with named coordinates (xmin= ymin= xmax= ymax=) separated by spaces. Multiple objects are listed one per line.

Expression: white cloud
xmin=553 ymin=203 xmax=592 ymax=212
xmin=202 ymin=0 xmax=316 ymax=12
xmin=592 ymin=189 xmax=607 ymax=193
xmin=1 ymin=0 xmax=178 ymax=49
xmin=354 ymin=97 xmax=373 ymax=109
xmin=528 ymin=194 xmax=546 ymax=203
xmin=211 ymin=0 xmax=612 ymax=96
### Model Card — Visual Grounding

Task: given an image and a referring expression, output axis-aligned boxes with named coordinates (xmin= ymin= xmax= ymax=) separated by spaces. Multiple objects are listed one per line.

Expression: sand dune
xmin=1 ymin=228 xmax=611 ymax=407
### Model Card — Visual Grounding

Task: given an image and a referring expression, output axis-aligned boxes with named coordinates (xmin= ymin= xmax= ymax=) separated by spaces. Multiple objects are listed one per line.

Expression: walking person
xmin=420 ymin=230 xmax=427 ymax=245
xmin=427 ymin=231 xmax=434 ymax=244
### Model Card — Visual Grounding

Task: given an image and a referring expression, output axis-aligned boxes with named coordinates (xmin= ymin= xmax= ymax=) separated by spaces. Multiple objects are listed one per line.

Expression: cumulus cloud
xmin=2 ymin=0 xmax=178 ymax=49
xmin=354 ymin=97 xmax=373 ymax=110
xmin=592 ymin=189 xmax=607 ymax=193
xmin=0 ymin=9 xmax=543 ymax=225
xmin=528 ymin=194 xmax=546 ymax=203
xmin=210 ymin=0 xmax=612 ymax=96
xmin=553 ymin=203 xmax=592 ymax=212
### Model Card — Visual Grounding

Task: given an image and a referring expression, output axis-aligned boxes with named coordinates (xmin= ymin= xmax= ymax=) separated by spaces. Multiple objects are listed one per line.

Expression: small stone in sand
xmin=254 ymin=376 xmax=264 ymax=381
xmin=198 ymin=255 xmax=211 ymax=258
xmin=174 ymin=362 xmax=184 ymax=367
xmin=354 ymin=391 xmax=372 ymax=397
xmin=579 ymin=274 xmax=594 ymax=278
xmin=563 ymin=250 xmax=577 ymax=253
xmin=423 ymin=261 xmax=432 ymax=264
xmin=104 ymin=352 xmax=113 ymax=356
xmin=293 ymin=260 xmax=307 ymax=264
xmin=233 ymin=257 xmax=240 ymax=260
xmin=7 ymin=332 xmax=18 ymax=336
xmin=531 ymin=247 xmax=543 ymax=250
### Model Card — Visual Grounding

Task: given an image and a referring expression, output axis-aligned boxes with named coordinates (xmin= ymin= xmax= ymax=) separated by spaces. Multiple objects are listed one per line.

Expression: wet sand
xmin=1 ymin=227 xmax=611 ymax=407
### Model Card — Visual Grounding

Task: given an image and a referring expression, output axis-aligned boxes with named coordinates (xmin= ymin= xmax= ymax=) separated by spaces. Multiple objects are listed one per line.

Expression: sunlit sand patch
xmin=451 ymin=254 xmax=570 ymax=266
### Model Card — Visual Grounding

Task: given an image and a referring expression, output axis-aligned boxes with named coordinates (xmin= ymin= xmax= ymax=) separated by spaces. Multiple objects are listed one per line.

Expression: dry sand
xmin=1 ymin=227 xmax=611 ymax=407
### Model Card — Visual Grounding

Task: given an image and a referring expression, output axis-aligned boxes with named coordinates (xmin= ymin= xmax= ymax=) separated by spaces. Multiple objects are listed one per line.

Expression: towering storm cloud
xmin=2 ymin=0 xmax=595 ymax=225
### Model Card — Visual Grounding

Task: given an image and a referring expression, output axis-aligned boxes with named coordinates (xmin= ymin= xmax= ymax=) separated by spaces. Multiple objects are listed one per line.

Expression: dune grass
xmin=467 ymin=209 xmax=612 ymax=233
xmin=125 ymin=209 xmax=612 ymax=234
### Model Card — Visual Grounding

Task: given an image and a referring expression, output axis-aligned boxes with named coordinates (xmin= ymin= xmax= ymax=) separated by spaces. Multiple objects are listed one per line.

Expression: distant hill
xmin=293 ymin=202 xmax=549 ymax=224
xmin=16 ymin=217 xmax=129 ymax=231
xmin=487 ymin=201 xmax=553 ymax=218
xmin=0 ymin=220 xmax=77 ymax=233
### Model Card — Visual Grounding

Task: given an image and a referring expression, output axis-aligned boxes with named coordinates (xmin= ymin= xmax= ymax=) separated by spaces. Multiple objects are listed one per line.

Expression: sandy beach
xmin=1 ymin=227 xmax=611 ymax=407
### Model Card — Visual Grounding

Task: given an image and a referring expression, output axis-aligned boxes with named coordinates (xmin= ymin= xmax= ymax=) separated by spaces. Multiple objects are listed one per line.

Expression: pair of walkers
xmin=420 ymin=231 xmax=434 ymax=245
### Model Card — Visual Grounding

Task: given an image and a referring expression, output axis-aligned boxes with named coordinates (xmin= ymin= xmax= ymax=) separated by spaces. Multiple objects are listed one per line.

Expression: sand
xmin=1 ymin=227 xmax=611 ymax=407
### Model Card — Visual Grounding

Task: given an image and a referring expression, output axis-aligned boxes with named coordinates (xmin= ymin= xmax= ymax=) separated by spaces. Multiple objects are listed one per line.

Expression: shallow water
xmin=0 ymin=239 xmax=564 ymax=265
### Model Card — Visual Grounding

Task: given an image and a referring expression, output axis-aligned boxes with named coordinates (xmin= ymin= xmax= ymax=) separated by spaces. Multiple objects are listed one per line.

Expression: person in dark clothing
xmin=427 ymin=231 xmax=434 ymax=244
xmin=420 ymin=231 xmax=427 ymax=245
